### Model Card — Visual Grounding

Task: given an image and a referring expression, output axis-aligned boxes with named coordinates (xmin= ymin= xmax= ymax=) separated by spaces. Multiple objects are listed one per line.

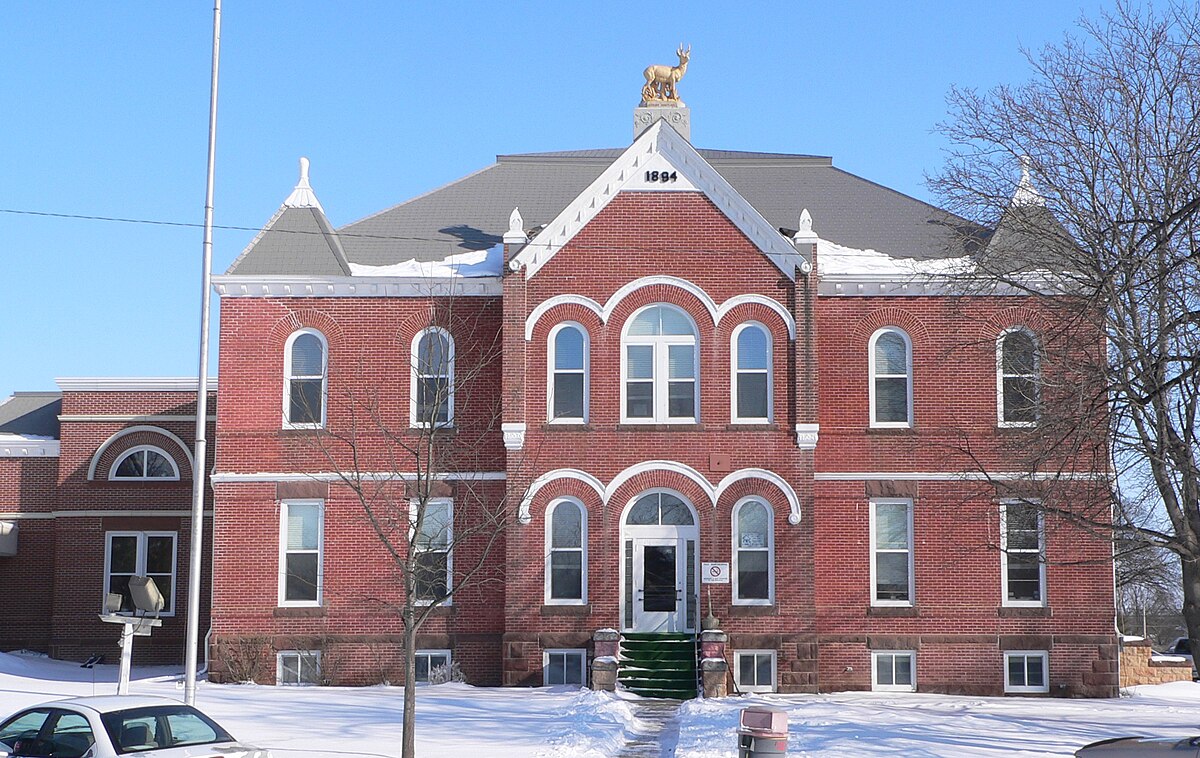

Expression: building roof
xmin=0 ymin=392 xmax=61 ymax=440
xmin=228 ymin=147 xmax=977 ymax=276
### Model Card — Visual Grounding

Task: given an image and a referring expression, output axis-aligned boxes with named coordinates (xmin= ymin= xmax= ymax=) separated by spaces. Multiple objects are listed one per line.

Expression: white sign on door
xmin=701 ymin=562 xmax=729 ymax=584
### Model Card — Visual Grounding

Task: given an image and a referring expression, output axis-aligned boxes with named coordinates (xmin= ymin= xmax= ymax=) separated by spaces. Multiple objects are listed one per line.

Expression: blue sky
xmin=0 ymin=1 xmax=1112 ymax=399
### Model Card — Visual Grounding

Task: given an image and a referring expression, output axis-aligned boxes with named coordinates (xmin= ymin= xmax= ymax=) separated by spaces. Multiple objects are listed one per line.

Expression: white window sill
xmin=998 ymin=421 xmax=1038 ymax=429
xmin=732 ymin=598 xmax=774 ymax=607
xmin=1004 ymin=685 xmax=1049 ymax=694
xmin=730 ymin=418 xmax=772 ymax=425
xmin=869 ymin=422 xmax=913 ymax=430
xmin=277 ymin=601 xmax=322 ymax=608
xmin=619 ymin=419 xmax=699 ymax=425
xmin=282 ymin=422 xmax=324 ymax=431
xmin=1002 ymin=601 xmax=1046 ymax=608
xmin=543 ymin=598 xmax=588 ymax=606
xmin=547 ymin=418 xmax=588 ymax=425
xmin=871 ymin=600 xmax=914 ymax=608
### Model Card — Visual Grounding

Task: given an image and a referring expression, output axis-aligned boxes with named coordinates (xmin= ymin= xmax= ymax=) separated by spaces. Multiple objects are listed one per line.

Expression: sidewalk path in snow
xmin=618 ymin=699 xmax=682 ymax=758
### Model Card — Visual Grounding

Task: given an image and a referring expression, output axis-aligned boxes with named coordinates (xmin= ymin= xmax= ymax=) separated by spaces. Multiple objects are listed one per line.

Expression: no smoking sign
xmin=701 ymin=562 xmax=730 ymax=584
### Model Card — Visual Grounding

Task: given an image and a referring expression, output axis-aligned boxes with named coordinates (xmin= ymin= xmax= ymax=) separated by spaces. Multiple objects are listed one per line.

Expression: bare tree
xmin=930 ymin=2 xmax=1200 ymax=653
xmin=293 ymin=292 xmax=521 ymax=758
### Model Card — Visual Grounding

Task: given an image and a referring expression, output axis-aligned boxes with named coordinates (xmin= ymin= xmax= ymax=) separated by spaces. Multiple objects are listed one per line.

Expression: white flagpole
xmin=185 ymin=0 xmax=221 ymax=707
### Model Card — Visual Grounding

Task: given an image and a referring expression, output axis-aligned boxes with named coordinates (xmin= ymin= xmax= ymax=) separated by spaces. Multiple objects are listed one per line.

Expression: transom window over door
xmin=622 ymin=304 xmax=699 ymax=423
xmin=549 ymin=323 xmax=588 ymax=422
xmin=870 ymin=328 xmax=912 ymax=427
xmin=284 ymin=329 xmax=327 ymax=428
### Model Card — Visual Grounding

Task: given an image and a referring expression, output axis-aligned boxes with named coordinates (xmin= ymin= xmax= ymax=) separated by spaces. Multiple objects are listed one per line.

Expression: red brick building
xmin=0 ymin=381 xmax=214 ymax=664
xmin=204 ymin=105 xmax=1117 ymax=697
xmin=1 ymin=102 xmax=1116 ymax=697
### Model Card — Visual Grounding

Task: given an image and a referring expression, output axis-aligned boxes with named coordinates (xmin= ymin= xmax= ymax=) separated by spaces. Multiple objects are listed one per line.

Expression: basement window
xmin=734 ymin=650 xmax=776 ymax=693
xmin=277 ymin=650 xmax=320 ymax=686
xmin=543 ymin=649 xmax=586 ymax=687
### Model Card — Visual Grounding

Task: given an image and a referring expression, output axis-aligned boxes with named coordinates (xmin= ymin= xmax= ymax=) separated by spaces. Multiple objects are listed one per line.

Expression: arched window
xmin=622 ymin=304 xmax=699 ymax=423
xmin=284 ymin=329 xmax=327 ymax=428
xmin=732 ymin=322 xmax=771 ymax=422
xmin=412 ymin=328 xmax=454 ymax=427
xmin=626 ymin=491 xmax=695 ymax=526
xmin=548 ymin=323 xmax=588 ymax=422
xmin=545 ymin=499 xmax=587 ymax=603
xmin=732 ymin=498 xmax=773 ymax=604
xmin=999 ymin=329 xmax=1040 ymax=426
xmin=869 ymin=328 xmax=912 ymax=427
xmin=110 ymin=446 xmax=180 ymax=481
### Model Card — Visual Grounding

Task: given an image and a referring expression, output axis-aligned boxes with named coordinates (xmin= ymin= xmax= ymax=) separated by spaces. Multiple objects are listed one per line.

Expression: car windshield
xmin=98 ymin=705 xmax=234 ymax=754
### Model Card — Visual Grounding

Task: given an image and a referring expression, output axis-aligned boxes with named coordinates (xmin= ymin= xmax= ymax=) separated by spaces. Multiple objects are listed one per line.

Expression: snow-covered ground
xmin=5 ymin=650 xmax=1200 ymax=757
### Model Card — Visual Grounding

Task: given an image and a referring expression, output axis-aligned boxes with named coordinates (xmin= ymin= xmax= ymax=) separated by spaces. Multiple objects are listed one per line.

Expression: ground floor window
xmin=276 ymin=650 xmax=320 ymax=685
xmin=415 ymin=649 xmax=452 ymax=684
xmin=105 ymin=531 xmax=177 ymax=615
xmin=734 ymin=650 xmax=776 ymax=693
xmin=872 ymin=651 xmax=916 ymax=692
xmin=543 ymin=649 xmax=587 ymax=686
xmin=1004 ymin=651 xmax=1048 ymax=693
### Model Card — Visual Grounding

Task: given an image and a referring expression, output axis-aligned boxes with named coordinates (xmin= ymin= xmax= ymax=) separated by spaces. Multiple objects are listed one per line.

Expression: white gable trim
xmin=511 ymin=121 xmax=807 ymax=280
xmin=524 ymin=277 xmax=796 ymax=340
xmin=517 ymin=461 xmax=801 ymax=526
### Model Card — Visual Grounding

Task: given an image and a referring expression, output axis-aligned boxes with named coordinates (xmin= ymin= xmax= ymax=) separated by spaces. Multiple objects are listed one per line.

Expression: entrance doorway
xmin=621 ymin=490 xmax=698 ymax=633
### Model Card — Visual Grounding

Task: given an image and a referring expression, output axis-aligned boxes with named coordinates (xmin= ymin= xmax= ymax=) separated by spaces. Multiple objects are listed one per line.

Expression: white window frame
xmin=620 ymin=303 xmax=700 ymax=424
xmin=542 ymin=648 xmax=588 ymax=687
xmin=997 ymin=327 xmax=1040 ymax=428
xmin=544 ymin=498 xmax=588 ymax=605
xmin=108 ymin=445 xmax=180 ymax=481
xmin=103 ymin=531 xmax=178 ymax=617
xmin=868 ymin=327 xmax=913 ymax=428
xmin=278 ymin=499 xmax=324 ymax=608
xmin=870 ymin=498 xmax=914 ymax=607
xmin=547 ymin=322 xmax=589 ymax=424
xmin=733 ymin=650 xmax=777 ymax=693
xmin=282 ymin=328 xmax=328 ymax=430
xmin=276 ymin=650 xmax=321 ymax=686
xmin=872 ymin=650 xmax=917 ymax=692
xmin=732 ymin=497 xmax=774 ymax=605
xmin=1000 ymin=500 xmax=1046 ymax=607
xmin=731 ymin=321 xmax=773 ymax=424
xmin=410 ymin=327 xmax=455 ymax=428
xmin=411 ymin=498 xmax=453 ymax=606
xmin=1004 ymin=650 xmax=1049 ymax=693
xmin=414 ymin=649 xmax=453 ymax=684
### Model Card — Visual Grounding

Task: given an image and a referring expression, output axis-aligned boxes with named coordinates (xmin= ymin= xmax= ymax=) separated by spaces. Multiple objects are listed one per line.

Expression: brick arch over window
xmin=606 ymin=284 xmax=715 ymax=342
xmin=524 ymin=479 xmax=605 ymax=526
xmin=267 ymin=308 xmax=345 ymax=350
xmin=852 ymin=307 xmax=929 ymax=346
xmin=88 ymin=426 xmax=194 ymax=481
xmin=979 ymin=306 xmax=1051 ymax=339
xmin=527 ymin=303 xmax=603 ymax=345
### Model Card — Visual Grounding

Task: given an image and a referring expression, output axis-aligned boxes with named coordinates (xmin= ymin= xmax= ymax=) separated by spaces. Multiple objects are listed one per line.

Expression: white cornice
xmin=816 ymin=274 xmax=1063 ymax=297
xmin=814 ymin=471 xmax=1109 ymax=481
xmin=0 ymin=439 xmax=60 ymax=457
xmin=0 ymin=509 xmax=213 ymax=520
xmin=59 ymin=415 xmax=215 ymax=423
xmin=209 ymin=471 xmax=507 ymax=484
xmin=511 ymin=121 xmax=807 ymax=281
xmin=213 ymin=275 xmax=501 ymax=298
xmin=55 ymin=378 xmax=217 ymax=392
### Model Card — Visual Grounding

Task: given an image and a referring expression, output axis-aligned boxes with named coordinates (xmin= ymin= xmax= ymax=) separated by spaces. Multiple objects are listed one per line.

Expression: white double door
xmin=631 ymin=536 xmax=694 ymax=633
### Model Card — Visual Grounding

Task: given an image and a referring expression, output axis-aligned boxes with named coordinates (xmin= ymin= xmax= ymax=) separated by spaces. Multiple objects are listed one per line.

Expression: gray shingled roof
xmin=228 ymin=205 xmax=351 ymax=276
xmin=228 ymin=147 xmax=977 ymax=275
xmin=0 ymin=392 xmax=61 ymax=439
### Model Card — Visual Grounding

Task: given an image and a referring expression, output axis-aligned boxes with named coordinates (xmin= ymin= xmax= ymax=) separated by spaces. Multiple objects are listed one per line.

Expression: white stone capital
xmin=795 ymin=423 xmax=819 ymax=450
xmin=501 ymin=423 xmax=527 ymax=451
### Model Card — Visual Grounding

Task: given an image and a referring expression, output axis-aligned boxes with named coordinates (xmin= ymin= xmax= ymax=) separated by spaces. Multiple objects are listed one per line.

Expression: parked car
xmin=0 ymin=695 xmax=269 ymax=757
xmin=1166 ymin=637 xmax=1193 ymax=660
xmin=1076 ymin=735 xmax=1200 ymax=755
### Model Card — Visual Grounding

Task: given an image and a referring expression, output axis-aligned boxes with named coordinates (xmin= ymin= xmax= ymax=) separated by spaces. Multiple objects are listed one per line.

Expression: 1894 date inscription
xmin=644 ymin=170 xmax=678 ymax=183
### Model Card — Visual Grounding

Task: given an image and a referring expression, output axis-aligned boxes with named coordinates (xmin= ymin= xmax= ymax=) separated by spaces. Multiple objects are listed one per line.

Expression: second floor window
xmin=412 ymin=328 xmax=453 ymax=427
xmin=869 ymin=328 xmax=912 ymax=427
xmin=733 ymin=323 xmax=771 ymax=422
xmin=622 ymin=304 xmax=698 ymax=423
xmin=284 ymin=329 xmax=327 ymax=428
xmin=549 ymin=323 xmax=588 ymax=422
xmin=111 ymin=446 xmax=179 ymax=481
xmin=999 ymin=329 xmax=1040 ymax=426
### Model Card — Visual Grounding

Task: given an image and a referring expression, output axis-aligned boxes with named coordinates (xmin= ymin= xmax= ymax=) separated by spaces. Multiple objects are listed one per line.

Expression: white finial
xmin=284 ymin=156 xmax=323 ymax=211
xmin=792 ymin=207 xmax=818 ymax=246
xmin=1012 ymin=155 xmax=1045 ymax=207
xmin=504 ymin=206 xmax=528 ymax=245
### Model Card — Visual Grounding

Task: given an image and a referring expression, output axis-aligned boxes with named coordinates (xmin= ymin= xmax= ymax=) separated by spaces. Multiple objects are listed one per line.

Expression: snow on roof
xmin=817 ymin=238 xmax=970 ymax=278
xmin=346 ymin=244 xmax=503 ymax=278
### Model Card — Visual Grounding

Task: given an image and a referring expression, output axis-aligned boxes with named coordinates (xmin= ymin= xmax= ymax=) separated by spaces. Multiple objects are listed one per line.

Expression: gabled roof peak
xmin=284 ymin=156 xmax=324 ymax=211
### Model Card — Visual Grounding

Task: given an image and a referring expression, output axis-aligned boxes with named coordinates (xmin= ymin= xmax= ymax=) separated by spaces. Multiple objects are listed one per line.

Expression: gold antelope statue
xmin=642 ymin=44 xmax=691 ymax=105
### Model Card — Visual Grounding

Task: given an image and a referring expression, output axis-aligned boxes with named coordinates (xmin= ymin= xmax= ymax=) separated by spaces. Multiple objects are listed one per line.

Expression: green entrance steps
xmin=618 ymin=632 xmax=698 ymax=700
